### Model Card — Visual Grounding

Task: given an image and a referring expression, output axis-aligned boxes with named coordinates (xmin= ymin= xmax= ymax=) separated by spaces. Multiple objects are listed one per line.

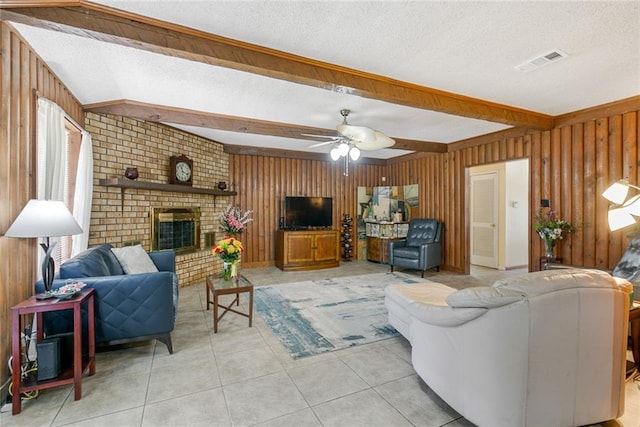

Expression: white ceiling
xmin=5 ymin=1 xmax=640 ymax=159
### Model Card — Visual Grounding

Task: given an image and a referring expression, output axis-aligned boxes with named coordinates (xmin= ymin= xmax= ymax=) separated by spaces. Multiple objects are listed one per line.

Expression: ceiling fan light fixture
xmin=337 ymin=142 xmax=350 ymax=156
xmin=349 ymin=146 xmax=361 ymax=161
xmin=330 ymin=147 xmax=341 ymax=161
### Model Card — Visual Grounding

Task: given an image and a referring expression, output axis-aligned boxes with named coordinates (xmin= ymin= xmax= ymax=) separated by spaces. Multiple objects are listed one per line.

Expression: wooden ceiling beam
xmin=223 ymin=144 xmax=387 ymax=165
xmin=85 ymin=99 xmax=447 ymax=153
xmin=1 ymin=3 xmax=554 ymax=130
xmin=85 ymin=100 xmax=337 ymax=141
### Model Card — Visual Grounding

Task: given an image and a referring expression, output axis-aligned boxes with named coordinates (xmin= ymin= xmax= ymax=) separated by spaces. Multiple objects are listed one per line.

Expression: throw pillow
xmin=111 ymin=245 xmax=158 ymax=274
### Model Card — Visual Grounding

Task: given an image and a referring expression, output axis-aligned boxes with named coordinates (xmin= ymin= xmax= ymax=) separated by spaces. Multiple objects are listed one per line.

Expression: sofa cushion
xmin=385 ymin=281 xmax=456 ymax=341
xmin=492 ymin=268 xmax=618 ymax=297
xmin=385 ymin=282 xmax=455 ymax=308
xmin=60 ymin=244 xmax=125 ymax=278
xmin=405 ymin=219 xmax=440 ymax=247
xmin=407 ymin=302 xmax=487 ymax=327
xmin=111 ymin=245 xmax=159 ymax=274
xmin=446 ymin=287 xmax=525 ymax=308
xmin=392 ymin=246 xmax=421 ymax=259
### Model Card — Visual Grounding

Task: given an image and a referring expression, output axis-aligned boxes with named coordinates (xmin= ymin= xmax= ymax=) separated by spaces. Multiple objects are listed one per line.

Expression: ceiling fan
xmin=305 ymin=109 xmax=395 ymax=151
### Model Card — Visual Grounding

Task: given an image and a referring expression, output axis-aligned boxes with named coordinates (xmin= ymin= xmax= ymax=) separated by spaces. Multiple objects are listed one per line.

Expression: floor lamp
xmin=4 ymin=199 xmax=83 ymax=298
xmin=603 ymin=180 xmax=640 ymax=231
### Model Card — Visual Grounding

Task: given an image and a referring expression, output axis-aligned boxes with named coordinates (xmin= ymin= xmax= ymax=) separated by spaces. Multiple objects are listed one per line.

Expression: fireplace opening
xmin=151 ymin=207 xmax=200 ymax=254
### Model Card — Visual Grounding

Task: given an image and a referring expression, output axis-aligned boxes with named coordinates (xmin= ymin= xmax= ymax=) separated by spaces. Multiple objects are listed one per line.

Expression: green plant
xmin=534 ymin=210 xmax=575 ymax=243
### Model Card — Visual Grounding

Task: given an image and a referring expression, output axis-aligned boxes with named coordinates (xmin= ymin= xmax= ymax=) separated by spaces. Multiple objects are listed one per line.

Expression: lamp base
xmin=35 ymin=291 xmax=55 ymax=300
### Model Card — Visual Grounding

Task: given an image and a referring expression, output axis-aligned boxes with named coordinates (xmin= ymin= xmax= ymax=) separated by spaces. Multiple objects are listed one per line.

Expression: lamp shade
xmin=608 ymin=206 xmax=637 ymax=231
xmin=5 ymin=199 xmax=82 ymax=238
xmin=602 ymin=180 xmax=630 ymax=205
xmin=622 ymin=194 xmax=640 ymax=216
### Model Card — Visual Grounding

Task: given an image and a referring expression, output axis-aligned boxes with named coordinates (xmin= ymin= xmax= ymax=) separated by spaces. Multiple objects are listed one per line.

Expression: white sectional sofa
xmin=385 ymin=269 xmax=632 ymax=427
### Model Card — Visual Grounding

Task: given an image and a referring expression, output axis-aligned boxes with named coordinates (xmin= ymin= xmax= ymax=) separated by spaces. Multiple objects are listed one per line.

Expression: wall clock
xmin=169 ymin=154 xmax=193 ymax=186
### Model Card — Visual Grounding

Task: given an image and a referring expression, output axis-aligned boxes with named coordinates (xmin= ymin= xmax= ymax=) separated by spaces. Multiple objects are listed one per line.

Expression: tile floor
xmin=1 ymin=262 xmax=639 ymax=426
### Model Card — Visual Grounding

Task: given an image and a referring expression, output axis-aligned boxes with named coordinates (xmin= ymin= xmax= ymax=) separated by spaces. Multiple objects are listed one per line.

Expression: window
xmin=37 ymin=97 xmax=91 ymax=273
xmin=55 ymin=121 xmax=83 ymax=267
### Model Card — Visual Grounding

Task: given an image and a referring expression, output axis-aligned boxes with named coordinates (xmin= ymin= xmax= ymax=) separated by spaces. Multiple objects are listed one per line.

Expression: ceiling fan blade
xmin=308 ymin=140 xmax=337 ymax=148
xmin=354 ymin=131 xmax=396 ymax=150
xmin=336 ymin=124 xmax=376 ymax=143
xmin=301 ymin=133 xmax=337 ymax=139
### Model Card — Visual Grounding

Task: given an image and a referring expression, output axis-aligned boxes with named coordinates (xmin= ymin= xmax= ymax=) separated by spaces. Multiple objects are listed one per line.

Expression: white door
xmin=470 ymin=172 xmax=498 ymax=268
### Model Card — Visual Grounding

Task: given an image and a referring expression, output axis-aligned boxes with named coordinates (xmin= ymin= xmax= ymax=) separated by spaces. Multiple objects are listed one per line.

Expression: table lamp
xmin=4 ymin=199 xmax=83 ymax=298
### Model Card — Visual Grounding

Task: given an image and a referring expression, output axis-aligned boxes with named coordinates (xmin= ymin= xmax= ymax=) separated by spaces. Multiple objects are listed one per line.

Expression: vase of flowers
xmin=220 ymin=204 xmax=253 ymax=236
xmin=534 ymin=210 xmax=575 ymax=259
xmin=212 ymin=237 xmax=244 ymax=281
xmin=222 ymin=261 xmax=237 ymax=281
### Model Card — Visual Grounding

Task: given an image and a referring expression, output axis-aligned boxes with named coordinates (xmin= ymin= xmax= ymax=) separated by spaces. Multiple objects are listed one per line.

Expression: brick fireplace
xmin=151 ymin=207 xmax=201 ymax=254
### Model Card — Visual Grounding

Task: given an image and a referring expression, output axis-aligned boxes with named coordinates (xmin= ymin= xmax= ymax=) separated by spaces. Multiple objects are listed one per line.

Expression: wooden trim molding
xmin=554 ymin=95 xmax=640 ymax=128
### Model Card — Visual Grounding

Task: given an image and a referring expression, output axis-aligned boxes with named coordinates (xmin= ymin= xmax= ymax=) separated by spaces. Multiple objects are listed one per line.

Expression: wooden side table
xmin=11 ymin=288 xmax=96 ymax=415
xmin=206 ymin=274 xmax=253 ymax=333
xmin=539 ymin=256 xmax=563 ymax=270
xmin=367 ymin=237 xmax=402 ymax=264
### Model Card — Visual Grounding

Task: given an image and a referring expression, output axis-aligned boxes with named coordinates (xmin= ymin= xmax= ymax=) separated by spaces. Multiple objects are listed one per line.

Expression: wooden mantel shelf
xmin=99 ymin=178 xmax=237 ymax=209
xmin=100 ymin=178 xmax=237 ymax=196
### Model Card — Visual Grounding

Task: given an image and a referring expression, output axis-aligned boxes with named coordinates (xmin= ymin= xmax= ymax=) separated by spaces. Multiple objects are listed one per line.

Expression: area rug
xmin=254 ymin=272 xmax=427 ymax=359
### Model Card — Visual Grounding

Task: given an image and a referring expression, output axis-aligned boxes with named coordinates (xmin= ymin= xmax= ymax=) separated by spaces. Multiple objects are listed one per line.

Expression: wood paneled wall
xmin=0 ymin=22 xmax=84 ymax=397
xmin=2 ymin=15 xmax=640 ymax=401
xmin=386 ymin=109 xmax=640 ymax=274
xmin=228 ymin=155 xmax=385 ymax=266
xmin=228 ymin=105 xmax=640 ymax=275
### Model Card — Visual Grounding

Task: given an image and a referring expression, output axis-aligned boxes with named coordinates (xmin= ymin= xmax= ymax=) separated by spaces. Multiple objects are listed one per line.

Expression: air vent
xmin=515 ymin=49 xmax=568 ymax=72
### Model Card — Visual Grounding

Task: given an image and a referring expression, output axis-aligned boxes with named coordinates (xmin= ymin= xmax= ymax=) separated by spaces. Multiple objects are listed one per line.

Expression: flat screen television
xmin=284 ymin=196 xmax=333 ymax=229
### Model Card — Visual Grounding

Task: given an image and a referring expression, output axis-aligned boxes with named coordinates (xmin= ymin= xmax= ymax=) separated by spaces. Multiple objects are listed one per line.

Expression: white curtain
xmin=71 ymin=130 xmax=93 ymax=256
xmin=36 ymin=98 xmax=67 ymax=278
xmin=37 ymin=98 xmax=66 ymax=201
xmin=37 ymin=97 xmax=94 ymax=257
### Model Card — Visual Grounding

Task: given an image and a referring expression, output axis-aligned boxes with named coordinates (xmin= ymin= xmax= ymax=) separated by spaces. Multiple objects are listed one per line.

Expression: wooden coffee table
xmin=206 ymin=274 xmax=253 ymax=333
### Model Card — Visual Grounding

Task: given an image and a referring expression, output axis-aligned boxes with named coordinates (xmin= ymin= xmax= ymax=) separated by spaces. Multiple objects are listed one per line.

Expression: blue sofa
xmin=36 ymin=244 xmax=178 ymax=353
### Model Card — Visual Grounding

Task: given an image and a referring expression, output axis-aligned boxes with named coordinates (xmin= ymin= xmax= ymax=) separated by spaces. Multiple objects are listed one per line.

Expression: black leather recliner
xmin=389 ymin=218 xmax=443 ymax=277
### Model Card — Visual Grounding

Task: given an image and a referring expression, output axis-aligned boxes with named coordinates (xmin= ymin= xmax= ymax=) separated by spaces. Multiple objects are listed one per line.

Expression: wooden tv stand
xmin=275 ymin=230 xmax=340 ymax=271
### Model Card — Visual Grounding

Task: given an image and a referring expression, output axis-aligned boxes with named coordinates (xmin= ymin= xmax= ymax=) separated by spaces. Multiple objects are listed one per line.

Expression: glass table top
xmin=207 ymin=274 xmax=252 ymax=291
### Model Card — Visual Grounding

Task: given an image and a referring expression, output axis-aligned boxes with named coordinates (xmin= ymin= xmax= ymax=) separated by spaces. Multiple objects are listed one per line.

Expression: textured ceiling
xmin=3 ymin=1 xmax=639 ymax=159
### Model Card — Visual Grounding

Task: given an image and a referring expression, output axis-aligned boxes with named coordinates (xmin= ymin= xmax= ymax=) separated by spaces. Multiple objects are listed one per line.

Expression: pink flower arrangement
xmin=220 ymin=204 xmax=253 ymax=235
